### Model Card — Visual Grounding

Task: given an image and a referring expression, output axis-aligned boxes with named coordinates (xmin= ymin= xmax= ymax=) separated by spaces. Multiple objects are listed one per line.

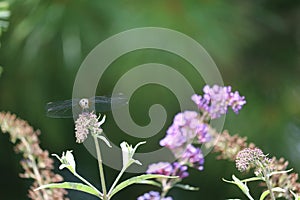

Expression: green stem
xmin=93 ymin=134 xmax=108 ymax=200
xmin=245 ymin=192 xmax=255 ymax=200
xmin=107 ymin=166 xmax=126 ymax=197
xmin=257 ymin=161 xmax=275 ymax=200
xmin=160 ymin=179 xmax=171 ymax=199
xmin=74 ymin=172 xmax=102 ymax=197
xmin=263 ymin=169 xmax=276 ymax=200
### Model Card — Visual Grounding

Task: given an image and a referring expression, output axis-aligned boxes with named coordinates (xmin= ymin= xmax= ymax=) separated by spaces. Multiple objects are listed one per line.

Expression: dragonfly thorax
xmin=79 ymin=98 xmax=89 ymax=109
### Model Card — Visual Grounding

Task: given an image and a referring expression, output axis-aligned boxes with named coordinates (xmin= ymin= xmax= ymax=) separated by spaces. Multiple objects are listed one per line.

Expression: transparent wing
xmin=45 ymin=99 xmax=79 ymax=118
xmin=45 ymin=95 xmax=128 ymax=118
xmin=92 ymin=95 xmax=128 ymax=113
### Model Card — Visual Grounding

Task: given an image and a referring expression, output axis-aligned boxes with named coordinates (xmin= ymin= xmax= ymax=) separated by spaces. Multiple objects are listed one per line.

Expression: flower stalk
xmin=0 ymin=112 xmax=68 ymax=200
xmin=20 ymin=137 xmax=50 ymax=200
xmin=93 ymin=134 xmax=107 ymax=200
xmin=262 ymin=166 xmax=276 ymax=200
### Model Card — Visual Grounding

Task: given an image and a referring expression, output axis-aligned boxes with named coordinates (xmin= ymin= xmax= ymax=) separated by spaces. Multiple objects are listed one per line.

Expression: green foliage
xmin=224 ymin=168 xmax=296 ymax=199
xmin=0 ymin=0 xmax=9 ymax=41
xmin=35 ymin=182 xmax=100 ymax=197
xmin=0 ymin=1 xmax=9 ymax=70
xmin=44 ymin=137 xmax=176 ymax=200
xmin=259 ymin=188 xmax=285 ymax=200
xmin=36 ymin=174 xmax=178 ymax=200
xmin=174 ymin=184 xmax=199 ymax=191
xmin=223 ymin=175 xmax=255 ymax=200
xmin=108 ymin=174 xmax=177 ymax=199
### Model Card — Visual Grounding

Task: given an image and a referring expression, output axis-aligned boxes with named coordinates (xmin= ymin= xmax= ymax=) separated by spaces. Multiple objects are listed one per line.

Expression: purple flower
xmin=195 ymin=123 xmax=211 ymax=143
xmin=191 ymin=93 xmax=210 ymax=113
xmin=160 ymin=126 xmax=187 ymax=149
xmin=146 ymin=162 xmax=173 ymax=176
xmin=192 ymin=85 xmax=246 ymax=119
xmin=181 ymin=144 xmax=204 ymax=171
xmin=160 ymin=111 xmax=211 ymax=151
xmin=172 ymin=162 xmax=189 ymax=179
xmin=146 ymin=162 xmax=189 ymax=179
xmin=229 ymin=91 xmax=246 ymax=114
xmin=137 ymin=191 xmax=173 ymax=200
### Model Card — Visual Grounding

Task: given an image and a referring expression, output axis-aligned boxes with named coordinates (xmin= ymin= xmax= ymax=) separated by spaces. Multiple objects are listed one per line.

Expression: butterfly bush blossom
xmin=159 ymin=111 xmax=209 ymax=160
xmin=235 ymin=147 xmax=271 ymax=176
xmin=146 ymin=162 xmax=189 ymax=179
xmin=191 ymin=85 xmax=246 ymax=119
xmin=181 ymin=144 xmax=204 ymax=170
xmin=158 ymin=85 xmax=246 ymax=172
xmin=75 ymin=112 xmax=105 ymax=143
xmin=142 ymin=162 xmax=188 ymax=199
xmin=137 ymin=191 xmax=173 ymax=200
xmin=139 ymin=85 xmax=246 ymax=200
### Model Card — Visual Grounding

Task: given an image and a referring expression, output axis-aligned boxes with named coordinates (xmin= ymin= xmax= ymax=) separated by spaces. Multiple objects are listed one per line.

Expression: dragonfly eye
xmin=79 ymin=98 xmax=89 ymax=109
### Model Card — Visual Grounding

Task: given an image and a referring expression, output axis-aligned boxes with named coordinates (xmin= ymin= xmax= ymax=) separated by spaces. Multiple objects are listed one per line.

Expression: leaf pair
xmin=35 ymin=142 xmax=178 ymax=200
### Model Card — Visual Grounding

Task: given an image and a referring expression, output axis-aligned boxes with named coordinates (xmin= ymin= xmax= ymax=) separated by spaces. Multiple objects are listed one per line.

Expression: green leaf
xmin=135 ymin=180 xmax=161 ymax=187
xmin=223 ymin=176 xmax=262 ymax=184
xmin=223 ymin=175 xmax=255 ymax=200
xmin=259 ymin=187 xmax=286 ymax=200
xmin=97 ymin=135 xmax=112 ymax=148
xmin=231 ymin=175 xmax=250 ymax=195
xmin=0 ymin=66 xmax=2 ymax=77
xmin=239 ymin=177 xmax=263 ymax=183
xmin=269 ymin=168 xmax=293 ymax=177
xmin=35 ymin=182 xmax=101 ymax=198
xmin=259 ymin=190 xmax=269 ymax=200
xmin=174 ymin=184 xmax=199 ymax=191
xmin=108 ymin=174 xmax=177 ymax=198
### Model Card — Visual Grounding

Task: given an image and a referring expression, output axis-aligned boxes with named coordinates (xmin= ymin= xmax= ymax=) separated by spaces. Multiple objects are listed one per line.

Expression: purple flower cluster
xmin=181 ymin=144 xmax=204 ymax=171
xmin=196 ymin=123 xmax=211 ymax=143
xmin=159 ymin=111 xmax=207 ymax=171
xmin=137 ymin=191 xmax=173 ymax=200
xmin=160 ymin=111 xmax=210 ymax=150
xmin=141 ymin=85 xmax=246 ymax=199
xmin=191 ymin=85 xmax=246 ymax=119
xmin=146 ymin=162 xmax=189 ymax=179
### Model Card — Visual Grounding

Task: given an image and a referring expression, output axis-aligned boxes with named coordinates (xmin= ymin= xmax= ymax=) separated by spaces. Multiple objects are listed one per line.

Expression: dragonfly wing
xmin=45 ymin=99 xmax=77 ymax=118
xmin=93 ymin=95 xmax=128 ymax=112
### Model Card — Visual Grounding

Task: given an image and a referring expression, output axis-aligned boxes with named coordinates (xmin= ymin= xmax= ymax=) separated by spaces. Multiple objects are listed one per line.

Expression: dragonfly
xmin=46 ymin=95 xmax=127 ymax=118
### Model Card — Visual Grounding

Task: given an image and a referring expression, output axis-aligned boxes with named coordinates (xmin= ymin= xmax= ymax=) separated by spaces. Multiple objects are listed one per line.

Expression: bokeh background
xmin=0 ymin=0 xmax=300 ymax=199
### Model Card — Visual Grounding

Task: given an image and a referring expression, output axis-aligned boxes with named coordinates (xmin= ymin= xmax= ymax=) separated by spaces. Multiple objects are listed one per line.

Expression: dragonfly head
xmin=79 ymin=98 xmax=89 ymax=110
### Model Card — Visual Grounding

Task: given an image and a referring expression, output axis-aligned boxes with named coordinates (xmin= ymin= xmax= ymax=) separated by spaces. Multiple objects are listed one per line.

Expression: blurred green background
xmin=0 ymin=0 xmax=300 ymax=199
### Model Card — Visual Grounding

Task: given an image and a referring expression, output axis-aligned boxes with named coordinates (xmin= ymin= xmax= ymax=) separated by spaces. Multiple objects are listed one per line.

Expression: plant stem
xmin=21 ymin=137 xmax=50 ymax=200
xmin=160 ymin=179 xmax=171 ymax=199
xmin=107 ymin=166 xmax=126 ymax=196
xmin=245 ymin=192 xmax=255 ymax=200
xmin=74 ymin=172 xmax=102 ymax=197
xmin=263 ymin=169 xmax=276 ymax=200
xmin=93 ymin=134 xmax=107 ymax=200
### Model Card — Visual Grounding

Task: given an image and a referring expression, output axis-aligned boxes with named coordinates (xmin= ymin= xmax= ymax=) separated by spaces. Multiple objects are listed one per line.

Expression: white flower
xmin=52 ymin=150 xmax=76 ymax=174
xmin=120 ymin=141 xmax=146 ymax=168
